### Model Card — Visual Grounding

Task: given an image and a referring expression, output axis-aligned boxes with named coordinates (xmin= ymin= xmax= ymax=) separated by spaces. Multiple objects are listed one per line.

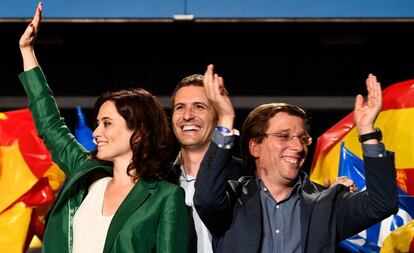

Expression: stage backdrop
xmin=2 ymin=0 xmax=414 ymax=19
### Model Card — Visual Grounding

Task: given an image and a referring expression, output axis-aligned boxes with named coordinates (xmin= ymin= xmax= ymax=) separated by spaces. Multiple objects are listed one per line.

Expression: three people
xmin=19 ymin=3 xmax=187 ymax=252
xmin=19 ymin=3 xmax=398 ymax=253
xmin=194 ymin=65 xmax=398 ymax=252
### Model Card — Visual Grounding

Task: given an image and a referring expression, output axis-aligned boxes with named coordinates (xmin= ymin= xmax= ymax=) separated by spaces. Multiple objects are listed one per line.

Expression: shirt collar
xmin=173 ymin=151 xmax=182 ymax=167
xmin=256 ymin=174 xmax=304 ymax=199
xmin=173 ymin=151 xmax=195 ymax=181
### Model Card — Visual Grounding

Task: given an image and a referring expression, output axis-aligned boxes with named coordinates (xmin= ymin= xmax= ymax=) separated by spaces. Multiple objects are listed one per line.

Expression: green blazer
xmin=19 ymin=67 xmax=188 ymax=253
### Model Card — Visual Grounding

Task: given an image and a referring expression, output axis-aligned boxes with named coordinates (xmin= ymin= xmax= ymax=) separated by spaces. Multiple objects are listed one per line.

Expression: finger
xmin=342 ymin=179 xmax=355 ymax=188
xmin=373 ymin=79 xmax=382 ymax=104
xmin=324 ymin=178 xmax=331 ymax=187
xmin=218 ymin=75 xmax=224 ymax=89
xmin=32 ymin=2 xmax=43 ymax=29
xmin=213 ymin=74 xmax=220 ymax=92
xmin=24 ymin=22 xmax=35 ymax=37
xmin=376 ymin=82 xmax=382 ymax=107
xmin=370 ymin=75 xmax=378 ymax=100
xmin=212 ymin=74 xmax=223 ymax=99
xmin=370 ymin=74 xmax=377 ymax=85
xmin=367 ymin=74 xmax=377 ymax=106
xmin=354 ymin=94 xmax=363 ymax=111
xmin=204 ymin=64 xmax=213 ymax=83
xmin=368 ymin=74 xmax=382 ymax=108
xmin=203 ymin=64 xmax=213 ymax=94
xmin=349 ymin=186 xmax=358 ymax=193
xmin=366 ymin=74 xmax=372 ymax=97
xmin=218 ymin=76 xmax=228 ymax=96
xmin=368 ymin=74 xmax=375 ymax=92
xmin=216 ymin=73 xmax=230 ymax=98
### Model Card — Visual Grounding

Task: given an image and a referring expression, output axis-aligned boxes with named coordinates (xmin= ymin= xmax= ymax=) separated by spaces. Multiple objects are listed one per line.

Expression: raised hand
xmin=203 ymin=64 xmax=235 ymax=129
xmin=353 ymin=74 xmax=382 ymax=136
xmin=19 ymin=2 xmax=42 ymax=50
xmin=19 ymin=2 xmax=42 ymax=71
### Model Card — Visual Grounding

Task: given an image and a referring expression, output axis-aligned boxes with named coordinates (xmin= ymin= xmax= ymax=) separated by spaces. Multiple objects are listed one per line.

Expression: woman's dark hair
xmin=90 ymin=88 xmax=173 ymax=180
xmin=240 ymin=103 xmax=310 ymax=171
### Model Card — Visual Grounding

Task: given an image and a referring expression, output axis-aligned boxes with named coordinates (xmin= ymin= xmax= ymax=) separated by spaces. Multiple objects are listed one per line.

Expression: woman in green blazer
xmin=18 ymin=3 xmax=188 ymax=253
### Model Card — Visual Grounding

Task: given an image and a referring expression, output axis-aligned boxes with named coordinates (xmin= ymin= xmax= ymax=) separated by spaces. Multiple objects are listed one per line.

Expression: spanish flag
xmin=0 ymin=108 xmax=65 ymax=253
xmin=310 ymin=79 xmax=414 ymax=252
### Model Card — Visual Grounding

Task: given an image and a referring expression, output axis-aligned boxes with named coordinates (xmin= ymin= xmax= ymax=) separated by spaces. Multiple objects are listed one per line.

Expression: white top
xmin=73 ymin=177 xmax=113 ymax=253
xmin=179 ymin=165 xmax=213 ymax=253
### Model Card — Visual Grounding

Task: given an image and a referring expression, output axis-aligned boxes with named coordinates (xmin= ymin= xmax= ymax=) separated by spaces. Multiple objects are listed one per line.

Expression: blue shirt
xmin=258 ymin=178 xmax=302 ymax=253
xmin=212 ymin=128 xmax=388 ymax=252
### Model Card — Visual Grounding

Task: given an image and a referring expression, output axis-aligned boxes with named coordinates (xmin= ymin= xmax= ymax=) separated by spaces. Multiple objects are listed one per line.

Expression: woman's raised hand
xmin=19 ymin=2 xmax=42 ymax=50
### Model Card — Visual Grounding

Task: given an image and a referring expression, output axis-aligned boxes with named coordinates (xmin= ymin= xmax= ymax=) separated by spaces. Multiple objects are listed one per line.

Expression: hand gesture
xmin=325 ymin=176 xmax=358 ymax=193
xmin=203 ymin=64 xmax=235 ymax=128
xmin=19 ymin=2 xmax=42 ymax=51
xmin=353 ymin=74 xmax=382 ymax=136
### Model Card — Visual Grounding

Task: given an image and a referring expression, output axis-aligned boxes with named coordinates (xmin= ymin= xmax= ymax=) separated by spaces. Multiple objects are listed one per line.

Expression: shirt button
xmin=378 ymin=153 xmax=384 ymax=157
xmin=264 ymin=187 xmax=268 ymax=192
xmin=276 ymin=205 xmax=280 ymax=209
xmin=275 ymin=229 xmax=280 ymax=234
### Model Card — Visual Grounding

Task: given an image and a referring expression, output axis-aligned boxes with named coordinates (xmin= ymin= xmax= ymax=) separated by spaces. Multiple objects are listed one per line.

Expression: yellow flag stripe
xmin=311 ymin=108 xmax=414 ymax=184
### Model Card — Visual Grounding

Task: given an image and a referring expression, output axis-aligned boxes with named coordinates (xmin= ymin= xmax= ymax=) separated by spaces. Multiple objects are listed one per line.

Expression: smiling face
xmin=249 ymin=112 xmax=308 ymax=186
xmin=172 ymin=85 xmax=217 ymax=151
xmin=93 ymin=100 xmax=134 ymax=163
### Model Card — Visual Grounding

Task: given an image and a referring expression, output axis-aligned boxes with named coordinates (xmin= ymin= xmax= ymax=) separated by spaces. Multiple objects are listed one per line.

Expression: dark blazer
xmin=194 ymin=142 xmax=399 ymax=253
xmin=167 ymin=151 xmax=248 ymax=253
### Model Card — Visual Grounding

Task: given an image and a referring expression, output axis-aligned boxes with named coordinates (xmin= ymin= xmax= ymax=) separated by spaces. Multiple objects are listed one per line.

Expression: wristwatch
xmin=358 ymin=128 xmax=382 ymax=143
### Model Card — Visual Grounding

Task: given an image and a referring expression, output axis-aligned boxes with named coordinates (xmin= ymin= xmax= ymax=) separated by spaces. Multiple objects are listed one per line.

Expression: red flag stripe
xmin=410 ymin=236 xmax=414 ymax=253
xmin=382 ymin=80 xmax=414 ymax=110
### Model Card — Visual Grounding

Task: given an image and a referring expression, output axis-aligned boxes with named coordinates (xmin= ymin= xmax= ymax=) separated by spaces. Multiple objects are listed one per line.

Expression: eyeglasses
xmin=264 ymin=132 xmax=312 ymax=146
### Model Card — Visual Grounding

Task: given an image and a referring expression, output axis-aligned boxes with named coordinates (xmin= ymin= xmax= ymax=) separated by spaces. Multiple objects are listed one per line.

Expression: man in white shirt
xmin=167 ymin=73 xmax=246 ymax=253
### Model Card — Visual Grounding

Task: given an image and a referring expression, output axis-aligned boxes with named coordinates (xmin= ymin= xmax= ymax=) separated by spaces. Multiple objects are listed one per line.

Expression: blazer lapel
xmin=103 ymin=178 xmax=157 ymax=253
xmin=55 ymin=163 xmax=112 ymax=209
xmin=300 ymin=185 xmax=321 ymax=253
xmin=243 ymin=180 xmax=262 ymax=253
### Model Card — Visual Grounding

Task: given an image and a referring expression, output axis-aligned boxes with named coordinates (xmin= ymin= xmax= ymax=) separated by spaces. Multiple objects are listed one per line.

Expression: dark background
xmin=2 ymin=20 xmax=414 ymax=172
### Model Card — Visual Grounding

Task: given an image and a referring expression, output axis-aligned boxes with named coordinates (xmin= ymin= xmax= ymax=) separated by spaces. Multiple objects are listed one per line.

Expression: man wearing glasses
xmin=168 ymin=68 xmax=357 ymax=253
xmin=194 ymin=65 xmax=398 ymax=253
